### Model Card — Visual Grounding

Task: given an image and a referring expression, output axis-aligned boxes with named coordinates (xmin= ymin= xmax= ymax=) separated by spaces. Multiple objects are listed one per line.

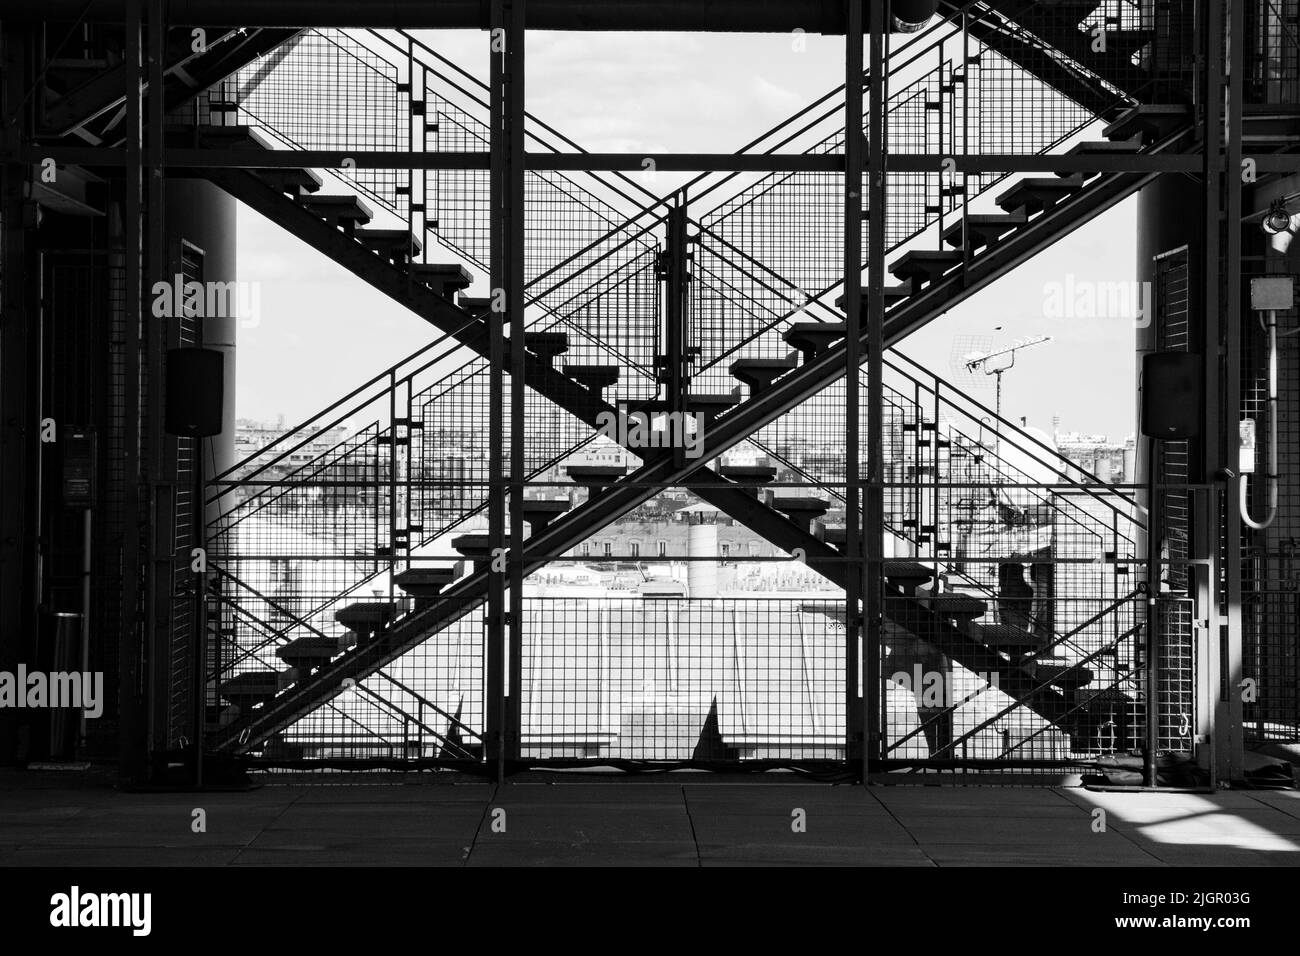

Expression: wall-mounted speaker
xmin=1141 ymin=351 xmax=1202 ymax=439
xmin=165 ymin=348 xmax=224 ymax=438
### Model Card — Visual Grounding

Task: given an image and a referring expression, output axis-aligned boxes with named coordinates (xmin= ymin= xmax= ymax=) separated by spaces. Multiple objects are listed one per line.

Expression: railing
xmin=198 ymin=5 xmax=1190 ymax=770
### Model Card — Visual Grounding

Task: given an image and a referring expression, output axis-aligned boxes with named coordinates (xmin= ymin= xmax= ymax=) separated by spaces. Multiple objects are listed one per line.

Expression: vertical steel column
xmin=666 ymin=199 xmax=688 ymax=423
xmin=489 ymin=0 xmax=526 ymax=780
xmin=145 ymin=0 xmax=171 ymax=771
xmin=844 ymin=0 xmax=865 ymax=772
xmin=486 ymin=0 xmax=507 ymax=781
xmin=865 ymin=0 xmax=887 ymax=772
xmin=120 ymin=0 xmax=147 ymax=781
xmin=0 ymin=26 xmax=35 ymax=765
xmin=1200 ymin=0 xmax=1227 ymax=786
xmin=506 ymin=0 xmax=526 ymax=768
xmin=1222 ymin=0 xmax=1245 ymax=781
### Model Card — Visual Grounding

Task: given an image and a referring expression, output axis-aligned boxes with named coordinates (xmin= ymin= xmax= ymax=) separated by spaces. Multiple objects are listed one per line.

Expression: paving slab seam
xmin=679 ymin=786 xmax=703 ymax=867
xmin=460 ymin=784 xmax=499 ymax=867
xmin=1049 ymin=787 xmax=1179 ymax=866
xmin=226 ymin=791 xmax=306 ymax=867
xmin=862 ymin=786 xmax=938 ymax=867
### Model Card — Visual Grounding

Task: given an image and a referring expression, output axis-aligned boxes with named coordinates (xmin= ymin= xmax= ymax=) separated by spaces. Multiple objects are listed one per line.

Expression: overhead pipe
xmin=1241 ymin=307 xmax=1279 ymax=530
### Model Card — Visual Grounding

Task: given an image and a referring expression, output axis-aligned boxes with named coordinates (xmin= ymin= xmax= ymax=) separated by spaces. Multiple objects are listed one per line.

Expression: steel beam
xmin=487 ymin=0 xmax=508 ymax=782
xmin=0 ymin=26 xmax=36 ymax=766
xmin=25 ymin=146 xmax=1280 ymax=175
xmin=1198 ymin=0 xmax=1226 ymax=788
xmin=506 ymin=0 xmax=527 ymax=772
xmin=843 ymin=0 xmax=864 ymax=771
xmin=1222 ymin=0 xmax=1244 ymax=783
xmin=120 ymin=0 xmax=147 ymax=782
xmin=0 ymin=0 xmax=916 ymax=32
xmin=865 ymin=0 xmax=886 ymax=772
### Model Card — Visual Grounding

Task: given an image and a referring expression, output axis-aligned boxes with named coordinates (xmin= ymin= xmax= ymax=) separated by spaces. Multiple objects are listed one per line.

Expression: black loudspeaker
xmin=165 ymin=348 xmax=224 ymax=437
xmin=1141 ymin=351 xmax=1202 ymax=439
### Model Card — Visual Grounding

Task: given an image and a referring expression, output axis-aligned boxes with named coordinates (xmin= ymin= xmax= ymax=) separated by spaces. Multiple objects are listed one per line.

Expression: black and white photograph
xmin=0 ymin=0 xmax=1294 ymax=931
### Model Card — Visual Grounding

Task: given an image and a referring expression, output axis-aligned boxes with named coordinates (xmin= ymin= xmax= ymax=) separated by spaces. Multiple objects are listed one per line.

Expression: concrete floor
xmin=4 ymin=770 xmax=1300 ymax=866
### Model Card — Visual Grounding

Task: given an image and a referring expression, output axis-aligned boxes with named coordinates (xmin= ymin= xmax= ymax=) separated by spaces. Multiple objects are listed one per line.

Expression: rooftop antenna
xmin=963 ymin=335 xmax=1052 ymax=452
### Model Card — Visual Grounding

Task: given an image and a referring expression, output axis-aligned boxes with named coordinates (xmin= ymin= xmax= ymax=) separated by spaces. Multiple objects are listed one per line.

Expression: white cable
xmin=1242 ymin=309 xmax=1279 ymax=530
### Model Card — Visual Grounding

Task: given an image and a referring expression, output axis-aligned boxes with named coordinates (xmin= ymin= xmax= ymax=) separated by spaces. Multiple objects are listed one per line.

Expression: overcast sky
xmin=235 ymin=30 xmax=1138 ymax=440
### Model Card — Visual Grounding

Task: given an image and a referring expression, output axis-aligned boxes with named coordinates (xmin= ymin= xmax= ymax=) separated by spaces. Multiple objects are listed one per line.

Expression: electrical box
xmin=1239 ymin=418 xmax=1257 ymax=475
xmin=62 ymin=427 xmax=96 ymax=507
xmin=1250 ymin=275 xmax=1295 ymax=311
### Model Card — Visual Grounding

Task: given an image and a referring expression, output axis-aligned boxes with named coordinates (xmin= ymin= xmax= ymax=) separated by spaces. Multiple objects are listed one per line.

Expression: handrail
xmin=888 ymin=586 xmax=1146 ymax=754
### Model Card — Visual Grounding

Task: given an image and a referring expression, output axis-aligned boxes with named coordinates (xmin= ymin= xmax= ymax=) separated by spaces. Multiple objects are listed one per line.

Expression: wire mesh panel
xmin=689 ymin=17 xmax=1102 ymax=383
xmin=1151 ymin=248 xmax=1197 ymax=752
xmin=264 ymin=607 xmax=487 ymax=762
xmin=520 ymin=598 xmax=846 ymax=762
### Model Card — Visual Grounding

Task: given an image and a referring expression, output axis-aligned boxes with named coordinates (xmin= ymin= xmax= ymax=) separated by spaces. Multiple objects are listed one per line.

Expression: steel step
xmin=335 ymin=601 xmax=397 ymax=638
xmin=299 ymin=194 xmax=374 ymax=233
xmin=975 ymin=623 xmax=1043 ymax=653
xmin=940 ymin=213 xmax=1026 ymax=251
xmin=257 ymin=167 xmax=324 ymax=196
xmin=1101 ymin=104 xmax=1189 ymax=145
xmin=523 ymin=331 xmax=570 ymax=365
xmin=729 ymin=352 xmax=799 ymax=396
xmin=355 ymin=228 xmax=423 ymax=263
xmin=393 ymin=566 xmax=460 ymax=598
xmin=685 ymin=387 xmax=742 ymax=418
xmin=520 ymin=498 xmax=572 ymax=531
xmin=888 ymin=249 xmax=964 ymax=288
xmin=995 ymin=175 xmax=1086 ymax=215
xmin=409 ymin=263 xmax=473 ymax=298
xmin=783 ymin=321 xmax=846 ymax=363
xmin=566 ymin=464 xmax=627 ymax=491
xmin=276 ymin=636 xmax=339 ymax=673
xmin=564 ymin=364 xmax=620 ymax=400
xmin=220 ymin=671 xmax=282 ymax=709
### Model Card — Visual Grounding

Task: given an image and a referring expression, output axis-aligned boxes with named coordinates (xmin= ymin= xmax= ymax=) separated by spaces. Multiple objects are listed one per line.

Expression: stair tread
xmin=300 ymin=194 xmax=375 ymax=223
xmin=995 ymin=175 xmax=1086 ymax=212
xmin=686 ymin=388 xmax=742 ymax=409
xmin=458 ymin=295 xmax=492 ymax=312
xmin=975 ymin=623 xmax=1043 ymax=647
xmin=564 ymin=364 xmax=621 ymax=386
xmin=1101 ymin=104 xmax=1189 ymax=142
xmin=730 ymin=355 xmax=800 ymax=369
xmin=884 ymin=560 xmax=934 ymax=581
xmin=393 ymin=567 xmax=458 ymax=584
xmin=889 ymin=249 xmax=964 ymax=281
xmin=940 ymin=212 xmax=1027 ymax=247
xmin=335 ymin=601 xmax=397 ymax=629
xmin=523 ymin=331 xmax=570 ymax=356
xmin=567 ymin=464 xmax=627 ymax=477
xmin=276 ymin=637 xmax=337 ymax=663
xmin=257 ymin=167 xmax=324 ymax=194
xmin=410 ymin=262 xmax=471 ymax=279
xmin=770 ymin=495 xmax=830 ymax=510
xmin=221 ymin=671 xmax=281 ymax=689
xmin=924 ymin=594 xmax=988 ymax=615
xmin=355 ymin=227 xmax=423 ymax=254
xmin=719 ymin=464 xmax=777 ymax=480
xmin=520 ymin=498 xmax=572 ymax=512
xmin=833 ymin=285 xmax=911 ymax=309
xmin=1036 ymin=660 xmax=1095 ymax=688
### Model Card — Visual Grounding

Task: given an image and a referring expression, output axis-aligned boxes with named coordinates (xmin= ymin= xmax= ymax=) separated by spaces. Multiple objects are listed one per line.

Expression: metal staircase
xmin=181 ymin=3 xmax=1202 ymax=767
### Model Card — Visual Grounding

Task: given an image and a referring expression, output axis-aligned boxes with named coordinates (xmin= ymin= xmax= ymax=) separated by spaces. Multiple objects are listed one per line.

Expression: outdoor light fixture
xmin=1261 ymin=199 xmax=1300 ymax=254
xmin=892 ymin=0 xmax=940 ymax=33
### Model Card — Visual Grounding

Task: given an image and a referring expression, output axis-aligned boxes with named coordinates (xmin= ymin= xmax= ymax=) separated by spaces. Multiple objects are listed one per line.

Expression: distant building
xmin=1054 ymin=431 xmax=1135 ymax=484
